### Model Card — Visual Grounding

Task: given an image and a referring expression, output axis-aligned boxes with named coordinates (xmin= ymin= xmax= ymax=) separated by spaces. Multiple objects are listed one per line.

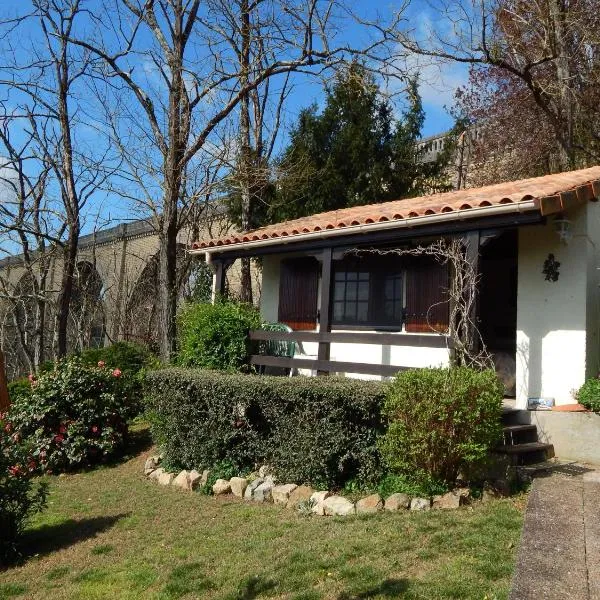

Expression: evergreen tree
xmin=268 ymin=64 xmax=451 ymax=223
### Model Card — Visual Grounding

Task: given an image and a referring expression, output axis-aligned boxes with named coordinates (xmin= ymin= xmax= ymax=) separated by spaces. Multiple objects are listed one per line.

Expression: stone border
xmin=144 ymin=455 xmax=500 ymax=516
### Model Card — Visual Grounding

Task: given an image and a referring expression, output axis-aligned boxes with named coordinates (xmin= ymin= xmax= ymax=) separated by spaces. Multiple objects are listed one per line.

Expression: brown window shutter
xmin=405 ymin=259 xmax=449 ymax=333
xmin=278 ymin=257 xmax=319 ymax=330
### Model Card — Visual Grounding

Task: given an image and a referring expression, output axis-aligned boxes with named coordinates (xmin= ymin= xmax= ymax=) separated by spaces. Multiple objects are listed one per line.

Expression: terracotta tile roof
xmin=192 ymin=166 xmax=600 ymax=251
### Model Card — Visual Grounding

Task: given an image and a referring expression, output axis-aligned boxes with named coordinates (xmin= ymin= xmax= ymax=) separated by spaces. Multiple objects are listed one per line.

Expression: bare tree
xmin=396 ymin=0 xmax=600 ymax=169
xmin=0 ymin=0 xmax=117 ymax=357
xmin=66 ymin=0 xmax=404 ymax=359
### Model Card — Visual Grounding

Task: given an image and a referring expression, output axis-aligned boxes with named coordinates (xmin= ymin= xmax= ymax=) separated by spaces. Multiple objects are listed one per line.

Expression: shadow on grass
xmin=18 ymin=513 xmax=129 ymax=562
xmin=232 ymin=575 xmax=277 ymax=600
xmin=337 ymin=578 xmax=410 ymax=599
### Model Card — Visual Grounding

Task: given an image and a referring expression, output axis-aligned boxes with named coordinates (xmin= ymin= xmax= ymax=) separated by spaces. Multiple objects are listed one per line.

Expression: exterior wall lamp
xmin=554 ymin=217 xmax=573 ymax=245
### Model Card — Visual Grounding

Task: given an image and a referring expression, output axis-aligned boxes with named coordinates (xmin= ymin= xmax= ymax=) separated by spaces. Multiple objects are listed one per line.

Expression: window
xmin=332 ymin=257 xmax=405 ymax=328
xmin=331 ymin=255 xmax=448 ymax=331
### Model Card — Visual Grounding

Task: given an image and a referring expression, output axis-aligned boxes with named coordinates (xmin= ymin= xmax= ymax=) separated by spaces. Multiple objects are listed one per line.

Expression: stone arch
xmin=68 ymin=260 xmax=106 ymax=352
xmin=124 ymin=244 xmax=194 ymax=350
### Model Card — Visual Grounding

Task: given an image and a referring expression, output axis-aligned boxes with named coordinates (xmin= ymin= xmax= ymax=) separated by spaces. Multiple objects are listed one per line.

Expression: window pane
xmin=346 ymin=281 xmax=357 ymax=301
xmin=333 ymin=301 xmax=344 ymax=321
xmin=334 ymin=281 xmax=345 ymax=301
xmin=358 ymin=280 xmax=369 ymax=300
xmin=344 ymin=300 xmax=357 ymax=321
xmin=347 ymin=271 xmax=358 ymax=281
xmin=357 ymin=301 xmax=368 ymax=322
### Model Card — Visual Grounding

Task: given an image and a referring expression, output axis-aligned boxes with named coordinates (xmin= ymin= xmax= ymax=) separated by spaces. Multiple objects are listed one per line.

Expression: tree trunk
xmin=238 ymin=0 xmax=253 ymax=304
xmin=56 ymin=228 xmax=79 ymax=356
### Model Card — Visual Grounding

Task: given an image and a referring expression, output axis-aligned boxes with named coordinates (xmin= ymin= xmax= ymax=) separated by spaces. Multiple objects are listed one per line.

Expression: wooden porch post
xmin=317 ymin=247 xmax=333 ymax=375
xmin=0 ymin=350 xmax=9 ymax=412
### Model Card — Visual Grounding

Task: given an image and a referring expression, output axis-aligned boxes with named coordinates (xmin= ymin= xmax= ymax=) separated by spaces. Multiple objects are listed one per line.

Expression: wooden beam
xmin=249 ymin=329 xmax=452 ymax=348
xmin=211 ymin=258 xmax=233 ymax=301
xmin=0 ymin=350 xmax=10 ymax=412
xmin=317 ymin=247 xmax=333 ymax=374
xmin=250 ymin=354 xmax=408 ymax=377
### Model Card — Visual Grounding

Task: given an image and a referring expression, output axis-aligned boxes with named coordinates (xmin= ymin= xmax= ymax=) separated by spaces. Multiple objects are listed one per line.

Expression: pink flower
xmin=28 ymin=373 xmax=35 ymax=382
xmin=59 ymin=424 xmax=67 ymax=434
xmin=98 ymin=360 xmax=105 ymax=367
xmin=8 ymin=465 xmax=22 ymax=477
xmin=112 ymin=368 xmax=122 ymax=378
xmin=4 ymin=422 xmax=12 ymax=433
xmin=53 ymin=434 xmax=64 ymax=444
xmin=91 ymin=425 xmax=99 ymax=434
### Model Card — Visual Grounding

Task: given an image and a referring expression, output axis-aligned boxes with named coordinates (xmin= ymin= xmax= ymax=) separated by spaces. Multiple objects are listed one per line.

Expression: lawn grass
xmin=0 ymin=429 xmax=524 ymax=600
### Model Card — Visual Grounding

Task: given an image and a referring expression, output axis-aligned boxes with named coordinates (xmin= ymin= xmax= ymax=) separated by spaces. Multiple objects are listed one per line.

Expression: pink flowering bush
xmin=1 ymin=411 xmax=47 ymax=561
xmin=7 ymin=357 xmax=136 ymax=474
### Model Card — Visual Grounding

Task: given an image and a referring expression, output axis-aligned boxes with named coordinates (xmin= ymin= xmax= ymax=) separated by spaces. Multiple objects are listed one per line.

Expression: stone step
xmin=502 ymin=424 xmax=538 ymax=445
xmin=495 ymin=441 xmax=554 ymax=465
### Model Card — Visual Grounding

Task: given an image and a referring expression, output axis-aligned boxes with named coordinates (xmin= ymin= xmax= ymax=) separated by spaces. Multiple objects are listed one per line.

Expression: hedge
xmin=144 ymin=368 xmax=387 ymax=489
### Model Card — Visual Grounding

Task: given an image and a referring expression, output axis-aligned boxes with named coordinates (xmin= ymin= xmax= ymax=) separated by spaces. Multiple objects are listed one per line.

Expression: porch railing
xmin=249 ymin=330 xmax=453 ymax=377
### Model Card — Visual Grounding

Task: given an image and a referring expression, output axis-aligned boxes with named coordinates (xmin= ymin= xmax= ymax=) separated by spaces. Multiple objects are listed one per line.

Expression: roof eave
xmin=191 ymin=199 xmax=538 ymax=259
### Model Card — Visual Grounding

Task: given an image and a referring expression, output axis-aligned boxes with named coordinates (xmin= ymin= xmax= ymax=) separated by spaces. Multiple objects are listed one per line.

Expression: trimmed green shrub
xmin=0 ymin=411 xmax=48 ymax=562
xmin=379 ymin=367 xmax=503 ymax=485
xmin=576 ymin=377 xmax=600 ymax=412
xmin=144 ymin=368 xmax=387 ymax=489
xmin=8 ymin=357 xmax=138 ymax=473
xmin=177 ymin=300 xmax=261 ymax=371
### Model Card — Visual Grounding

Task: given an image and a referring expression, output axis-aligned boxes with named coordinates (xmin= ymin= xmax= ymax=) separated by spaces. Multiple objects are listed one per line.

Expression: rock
xmin=310 ymin=490 xmax=331 ymax=515
xmin=244 ymin=477 xmax=264 ymax=500
xmin=148 ymin=467 xmax=164 ymax=481
xmin=150 ymin=455 xmax=161 ymax=464
xmin=258 ymin=465 xmax=273 ymax=478
xmin=384 ymin=493 xmax=411 ymax=511
xmin=212 ymin=479 xmax=231 ymax=496
xmin=286 ymin=485 xmax=315 ymax=509
xmin=158 ymin=471 xmax=175 ymax=486
xmin=272 ymin=484 xmax=298 ymax=506
xmin=188 ymin=470 xmax=202 ymax=490
xmin=322 ymin=496 xmax=356 ymax=516
xmin=200 ymin=470 xmax=210 ymax=487
xmin=144 ymin=457 xmax=159 ymax=475
xmin=410 ymin=497 xmax=431 ymax=511
xmin=432 ymin=491 xmax=462 ymax=509
xmin=482 ymin=480 xmax=510 ymax=502
xmin=253 ymin=480 xmax=274 ymax=502
xmin=356 ymin=493 xmax=383 ymax=514
xmin=230 ymin=477 xmax=248 ymax=498
xmin=455 ymin=487 xmax=471 ymax=500
xmin=172 ymin=470 xmax=190 ymax=490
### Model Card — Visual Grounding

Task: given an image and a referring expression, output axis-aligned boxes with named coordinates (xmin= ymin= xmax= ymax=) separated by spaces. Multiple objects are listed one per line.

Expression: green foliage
xmin=379 ymin=367 xmax=503 ymax=485
xmin=266 ymin=63 xmax=452 ymax=224
xmin=0 ymin=411 xmax=48 ymax=562
xmin=7 ymin=378 xmax=32 ymax=403
xmin=7 ymin=357 xmax=139 ymax=474
xmin=376 ymin=473 xmax=448 ymax=499
xmin=78 ymin=341 xmax=158 ymax=375
xmin=576 ymin=377 xmax=600 ymax=412
xmin=200 ymin=459 xmax=240 ymax=495
xmin=144 ymin=368 xmax=387 ymax=489
xmin=177 ymin=300 xmax=261 ymax=371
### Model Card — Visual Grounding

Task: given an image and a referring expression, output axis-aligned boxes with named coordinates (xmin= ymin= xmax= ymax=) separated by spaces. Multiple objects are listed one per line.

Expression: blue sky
xmin=0 ymin=0 xmax=469 ymax=238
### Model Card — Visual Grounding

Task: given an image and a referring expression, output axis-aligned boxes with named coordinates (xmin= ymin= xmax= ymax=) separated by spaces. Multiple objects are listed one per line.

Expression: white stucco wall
xmin=516 ymin=202 xmax=600 ymax=408
xmin=259 ymin=254 xmax=451 ymax=380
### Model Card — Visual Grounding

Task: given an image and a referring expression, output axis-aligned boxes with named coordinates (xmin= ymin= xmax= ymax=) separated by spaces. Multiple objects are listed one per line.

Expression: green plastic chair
xmin=259 ymin=322 xmax=296 ymax=375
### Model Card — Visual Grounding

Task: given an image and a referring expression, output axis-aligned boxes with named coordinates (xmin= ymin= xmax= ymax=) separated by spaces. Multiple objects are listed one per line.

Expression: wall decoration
xmin=543 ymin=253 xmax=560 ymax=282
